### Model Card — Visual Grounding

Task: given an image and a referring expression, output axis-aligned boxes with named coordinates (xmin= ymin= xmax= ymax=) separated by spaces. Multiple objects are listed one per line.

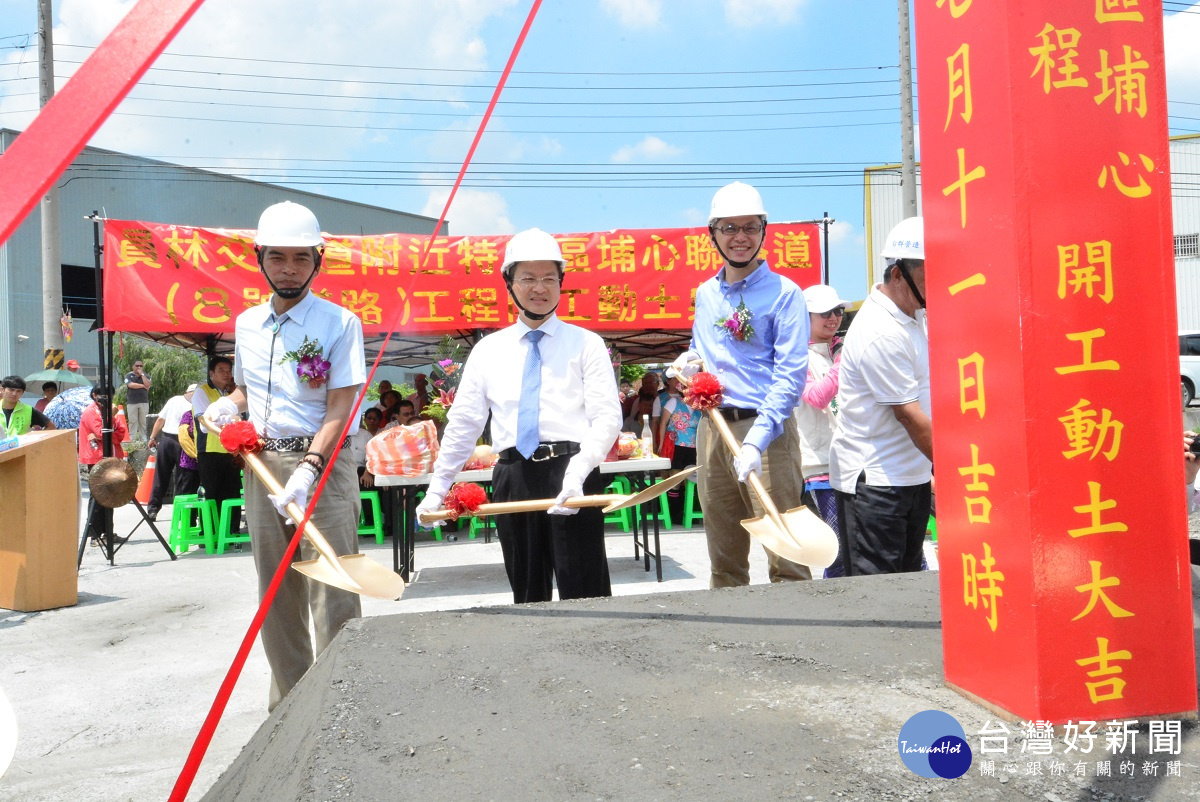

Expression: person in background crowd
xmin=622 ymin=371 xmax=661 ymax=442
xmin=657 ymin=374 xmax=702 ymax=519
xmin=124 ymin=359 xmax=152 ymax=440
xmin=145 ymin=383 xmax=196 ymax=519
xmin=2 ymin=376 xmax=56 ymax=436
xmin=204 ymin=201 xmax=365 ymax=712
xmin=378 ymin=389 xmax=402 ymax=424
xmin=671 ymin=181 xmax=811 ymax=588
xmin=409 ymin=374 xmax=430 ymax=417
xmin=618 ymin=378 xmax=634 ymax=403
xmin=416 ymin=228 xmax=622 ymax=604
xmin=1184 ymin=432 xmax=1200 ymax=565
xmin=396 ymin=399 xmax=416 ymax=426
xmin=373 ymin=380 xmax=393 ymax=412
xmin=78 ymin=385 xmax=127 ymax=545
xmin=351 ymin=407 xmax=383 ymax=487
xmin=828 ymin=217 xmax=932 ymax=576
xmin=193 ymin=356 xmax=242 ymax=532
xmin=793 ymin=284 xmax=851 ymax=578
xmin=34 ymin=381 xmax=58 ymax=413
xmin=177 ymin=390 xmax=202 ymax=497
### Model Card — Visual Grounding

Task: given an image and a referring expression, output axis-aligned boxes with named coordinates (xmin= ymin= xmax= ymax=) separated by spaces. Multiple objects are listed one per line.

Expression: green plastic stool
xmin=358 ymin=490 xmax=385 ymax=544
xmin=170 ymin=494 xmax=218 ymax=554
xmin=413 ymin=490 xmax=442 ymax=541
xmin=926 ymin=515 xmax=938 ymax=542
xmin=468 ymin=514 xmax=490 ymax=540
xmin=682 ymin=478 xmax=704 ymax=528
xmin=603 ymin=477 xmax=634 ymax=533
xmin=216 ymin=498 xmax=249 ymax=554
xmin=635 ymin=479 xmax=673 ymax=530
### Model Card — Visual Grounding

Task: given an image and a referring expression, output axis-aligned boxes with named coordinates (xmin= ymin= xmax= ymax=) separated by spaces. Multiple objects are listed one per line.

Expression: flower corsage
xmin=280 ymin=336 xmax=331 ymax=388
xmin=715 ymin=297 xmax=755 ymax=343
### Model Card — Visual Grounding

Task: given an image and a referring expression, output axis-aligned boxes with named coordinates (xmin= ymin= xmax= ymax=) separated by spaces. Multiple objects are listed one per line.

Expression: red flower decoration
xmin=443 ymin=482 xmax=488 ymax=521
xmin=219 ymin=420 xmax=264 ymax=454
xmin=683 ymin=372 xmax=724 ymax=410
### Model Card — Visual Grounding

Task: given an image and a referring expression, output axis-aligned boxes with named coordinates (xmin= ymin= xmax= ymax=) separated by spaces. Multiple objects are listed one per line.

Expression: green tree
xmin=112 ymin=339 xmax=208 ymax=412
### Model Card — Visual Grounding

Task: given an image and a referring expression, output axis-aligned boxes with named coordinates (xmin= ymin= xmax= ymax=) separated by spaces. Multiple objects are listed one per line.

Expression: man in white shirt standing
xmin=145 ymin=383 xmax=196 ymax=518
xmin=416 ymin=228 xmax=622 ymax=603
xmin=828 ymin=217 xmax=933 ymax=576
xmin=206 ymin=201 xmax=365 ymax=711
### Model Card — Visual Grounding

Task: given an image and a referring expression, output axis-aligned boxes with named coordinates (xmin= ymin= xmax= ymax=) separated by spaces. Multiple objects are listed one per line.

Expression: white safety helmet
xmin=803 ymin=284 xmax=850 ymax=315
xmin=708 ymin=181 xmax=768 ymax=226
xmin=254 ymin=201 xmax=324 ymax=248
xmin=501 ymin=228 xmax=565 ymax=277
xmin=880 ymin=216 xmax=924 ymax=262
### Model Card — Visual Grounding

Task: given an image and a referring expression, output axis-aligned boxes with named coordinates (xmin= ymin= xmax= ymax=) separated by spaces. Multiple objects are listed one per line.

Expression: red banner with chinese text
xmin=101 ymin=221 xmax=821 ymax=334
xmin=916 ymin=0 xmax=1194 ymax=722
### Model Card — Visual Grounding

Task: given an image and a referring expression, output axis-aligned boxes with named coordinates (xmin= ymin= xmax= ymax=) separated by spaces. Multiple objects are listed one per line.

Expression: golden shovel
xmin=418 ymin=465 xmax=699 ymax=525
xmin=675 ymin=366 xmax=838 ymax=569
xmin=206 ymin=417 xmax=406 ymax=601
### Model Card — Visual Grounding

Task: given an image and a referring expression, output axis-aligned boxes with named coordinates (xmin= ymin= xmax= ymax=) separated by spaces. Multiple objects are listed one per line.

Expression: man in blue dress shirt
xmin=672 ymin=182 xmax=812 ymax=587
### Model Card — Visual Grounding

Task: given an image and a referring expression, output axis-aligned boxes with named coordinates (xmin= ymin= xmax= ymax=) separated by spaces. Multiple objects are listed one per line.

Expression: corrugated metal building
xmin=0 ymin=128 xmax=439 ymax=381
xmin=861 ymin=134 xmax=1200 ymax=326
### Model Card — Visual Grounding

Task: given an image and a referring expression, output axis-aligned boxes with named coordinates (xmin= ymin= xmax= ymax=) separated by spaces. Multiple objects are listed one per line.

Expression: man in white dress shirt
xmin=206 ymin=201 xmax=366 ymax=711
xmin=415 ymin=228 xmax=622 ymax=603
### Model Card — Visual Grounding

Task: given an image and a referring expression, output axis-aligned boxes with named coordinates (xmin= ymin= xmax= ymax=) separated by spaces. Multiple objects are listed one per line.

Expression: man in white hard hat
xmin=669 ymin=182 xmax=811 ymax=587
xmin=415 ymin=228 xmax=622 ymax=604
xmin=828 ymin=216 xmax=932 ymax=576
xmin=205 ymin=200 xmax=366 ymax=711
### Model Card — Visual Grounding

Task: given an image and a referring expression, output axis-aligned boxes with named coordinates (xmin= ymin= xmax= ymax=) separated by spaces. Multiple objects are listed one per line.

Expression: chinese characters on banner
xmin=914 ymin=0 xmax=1195 ymax=721
xmin=101 ymin=222 xmax=822 ymax=334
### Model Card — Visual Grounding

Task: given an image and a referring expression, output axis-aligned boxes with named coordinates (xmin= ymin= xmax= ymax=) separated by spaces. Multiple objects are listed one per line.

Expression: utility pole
xmin=38 ymin=0 xmax=66 ymax=371
xmin=898 ymin=0 xmax=919 ymax=218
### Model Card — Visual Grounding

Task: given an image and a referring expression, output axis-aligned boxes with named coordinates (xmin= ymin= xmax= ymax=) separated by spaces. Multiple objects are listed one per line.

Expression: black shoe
xmin=146 ymin=507 xmax=159 ymax=520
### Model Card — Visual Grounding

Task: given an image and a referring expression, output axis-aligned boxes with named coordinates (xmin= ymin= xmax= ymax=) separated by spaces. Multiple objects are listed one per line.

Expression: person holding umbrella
xmin=34 ymin=382 xmax=58 ymax=413
xmin=2 ymin=376 xmax=56 ymax=435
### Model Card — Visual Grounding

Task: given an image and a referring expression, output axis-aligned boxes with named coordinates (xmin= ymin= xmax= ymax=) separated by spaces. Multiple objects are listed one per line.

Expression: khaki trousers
xmin=245 ymin=450 xmax=362 ymax=711
xmin=696 ymin=414 xmax=812 ymax=588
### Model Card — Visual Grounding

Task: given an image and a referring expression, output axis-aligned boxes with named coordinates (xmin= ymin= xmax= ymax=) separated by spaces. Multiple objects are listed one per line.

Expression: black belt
xmin=718 ymin=407 xmax=758 ymax=422
xmin=498 ymin=441 xmax=581 ymax=463
xmin=262 ymin=435 xmax=351 ymax=453
xmin=159 ymin=432 xmax=178 ymax=440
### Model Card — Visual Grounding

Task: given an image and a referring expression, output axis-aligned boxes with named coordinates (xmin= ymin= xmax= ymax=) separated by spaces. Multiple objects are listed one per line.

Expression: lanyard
xmin=263 ymin=314 xmax=286 ymax=438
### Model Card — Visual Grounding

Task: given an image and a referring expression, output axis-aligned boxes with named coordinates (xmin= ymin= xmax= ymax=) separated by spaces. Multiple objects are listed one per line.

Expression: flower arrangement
xmin=683 ymin=372 xmax=724 ymax=410
xmin=606 ymin=341 xmax=622 ymax=369
xmin=280 ymin=336 xmax=331 ymax=388
xmin=423 ymin=336 xmax=466 ymax=423
xmin=219 ymin=420 xmax=264 ymax=454
xmin=715 ymin=296 xmax=755 ymax=343
xmin=443 ymin=482 xmax=488 ymax=521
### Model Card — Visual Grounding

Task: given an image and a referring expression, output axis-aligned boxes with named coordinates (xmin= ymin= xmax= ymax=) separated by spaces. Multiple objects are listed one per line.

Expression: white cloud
xmin=680 ymin=207 xmax=708 ymax=227
xmin=1165 ymin=6 xmax=1200 ymax=105
xmin=600 ymin=0 xmax=661 ymax=28
xmin=422 ymin=188 xmax=514 ymax=236
xmin=827 ymin=219 xmax=855 ymax=246
xmin=610 ymin=135 xmax=683 ymax=163
xmin=723 ymin=0 xmax=807 ymax=27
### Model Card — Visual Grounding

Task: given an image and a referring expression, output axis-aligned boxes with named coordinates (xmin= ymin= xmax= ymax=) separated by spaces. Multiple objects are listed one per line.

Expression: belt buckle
xmin=531 ymin=444 xmax=553 ymax=462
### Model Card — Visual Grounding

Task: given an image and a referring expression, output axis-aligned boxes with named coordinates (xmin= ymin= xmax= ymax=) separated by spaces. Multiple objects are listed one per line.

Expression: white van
xmin=1181 ymin=331 xmax=1200 ymax=407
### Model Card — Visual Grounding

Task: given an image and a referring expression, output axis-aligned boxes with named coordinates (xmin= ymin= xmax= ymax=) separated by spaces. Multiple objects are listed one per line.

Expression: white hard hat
xmin=803 ymin=284 xmax=849 ymax=314
xmin=880 ymin=216 xmax=924 ymax=261
xmin=254 ymin=201 xmax=324 ymax=248
xmin=501 ymin=228 xmax=564 ymax=277
xmin=708 ymin=182 xmax=768 ymax=226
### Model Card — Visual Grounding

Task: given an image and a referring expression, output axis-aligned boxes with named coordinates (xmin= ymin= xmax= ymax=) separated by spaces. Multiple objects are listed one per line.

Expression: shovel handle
xmin=703 ymin=407 xmax=784 ymax=522
xmin=418 ymin=494 xmax=629 ymax=524
xmin=204 ymin=416 xmax=347 ymax=570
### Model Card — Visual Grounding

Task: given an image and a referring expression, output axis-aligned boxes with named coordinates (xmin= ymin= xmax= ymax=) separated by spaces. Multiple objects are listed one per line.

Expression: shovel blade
xmin=293 ymin=554 xmax=406 ymax=600
xmin=603 ymin=465 xmax=699 ymax=513
xmin=740 ymin=505 xmax=838 ymax=570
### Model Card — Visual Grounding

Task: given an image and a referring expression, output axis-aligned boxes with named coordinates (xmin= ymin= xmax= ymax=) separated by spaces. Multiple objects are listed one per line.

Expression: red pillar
xmin=915 ymin=0 xmax=1196 ymax=722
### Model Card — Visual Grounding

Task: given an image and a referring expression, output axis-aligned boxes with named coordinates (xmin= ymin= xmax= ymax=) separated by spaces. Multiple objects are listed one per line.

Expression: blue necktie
xmin=516 ymin=330 xmax=545 ymax=458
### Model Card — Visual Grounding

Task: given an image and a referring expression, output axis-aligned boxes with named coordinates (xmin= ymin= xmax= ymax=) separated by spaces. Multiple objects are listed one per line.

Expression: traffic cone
xmin=135 ymin=452 xmax=156 ymax=504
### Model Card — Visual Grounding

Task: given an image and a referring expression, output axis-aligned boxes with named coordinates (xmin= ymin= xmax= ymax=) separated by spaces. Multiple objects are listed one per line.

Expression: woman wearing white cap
xmin=794 ymin=284 xmax=850 ymax=577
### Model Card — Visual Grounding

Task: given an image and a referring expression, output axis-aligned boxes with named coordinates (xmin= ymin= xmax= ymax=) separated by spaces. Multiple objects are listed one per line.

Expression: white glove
xmin=667 ymin=349 xmax=701 ymax=380
xmin=415 ymin=492 xmax=444 ymax=530
xmin=734 ymin=444 xmax=762 ymax=484
xmin=205 ymin=396 xmax=240 ymax=427
xmin=548 ymin=477 xmax=584 ymax=516
xmin=269 ymin=463 xmax=317 ymax=524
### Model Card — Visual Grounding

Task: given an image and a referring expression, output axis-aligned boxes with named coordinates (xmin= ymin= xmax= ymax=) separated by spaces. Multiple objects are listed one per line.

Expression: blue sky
xmin=1 ymin=0 xmax=1198 ymax=302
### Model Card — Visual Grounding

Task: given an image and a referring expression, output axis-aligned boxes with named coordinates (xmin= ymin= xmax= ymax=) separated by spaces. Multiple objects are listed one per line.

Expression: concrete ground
xmin=1 ymin=493 xmax=860 ymax=802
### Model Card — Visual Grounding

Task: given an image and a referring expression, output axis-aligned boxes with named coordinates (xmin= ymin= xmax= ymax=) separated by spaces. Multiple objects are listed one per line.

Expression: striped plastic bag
xmin=366 ymin=419 xmax=440 ymax=477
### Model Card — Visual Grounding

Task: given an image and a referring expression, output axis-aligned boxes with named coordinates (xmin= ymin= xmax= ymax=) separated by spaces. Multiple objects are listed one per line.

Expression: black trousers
xmin=198 ymin=450 xmax=242 ymax=531
xmin=835 ymin=476 xmax=931 ymax=576
xmin=492 ymin=456 xmax=609 ymax=604
xmin=147 ymin=434 xmax=181 ymax=510
xmin=176 ymin=466 xmax=201 ymax=496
